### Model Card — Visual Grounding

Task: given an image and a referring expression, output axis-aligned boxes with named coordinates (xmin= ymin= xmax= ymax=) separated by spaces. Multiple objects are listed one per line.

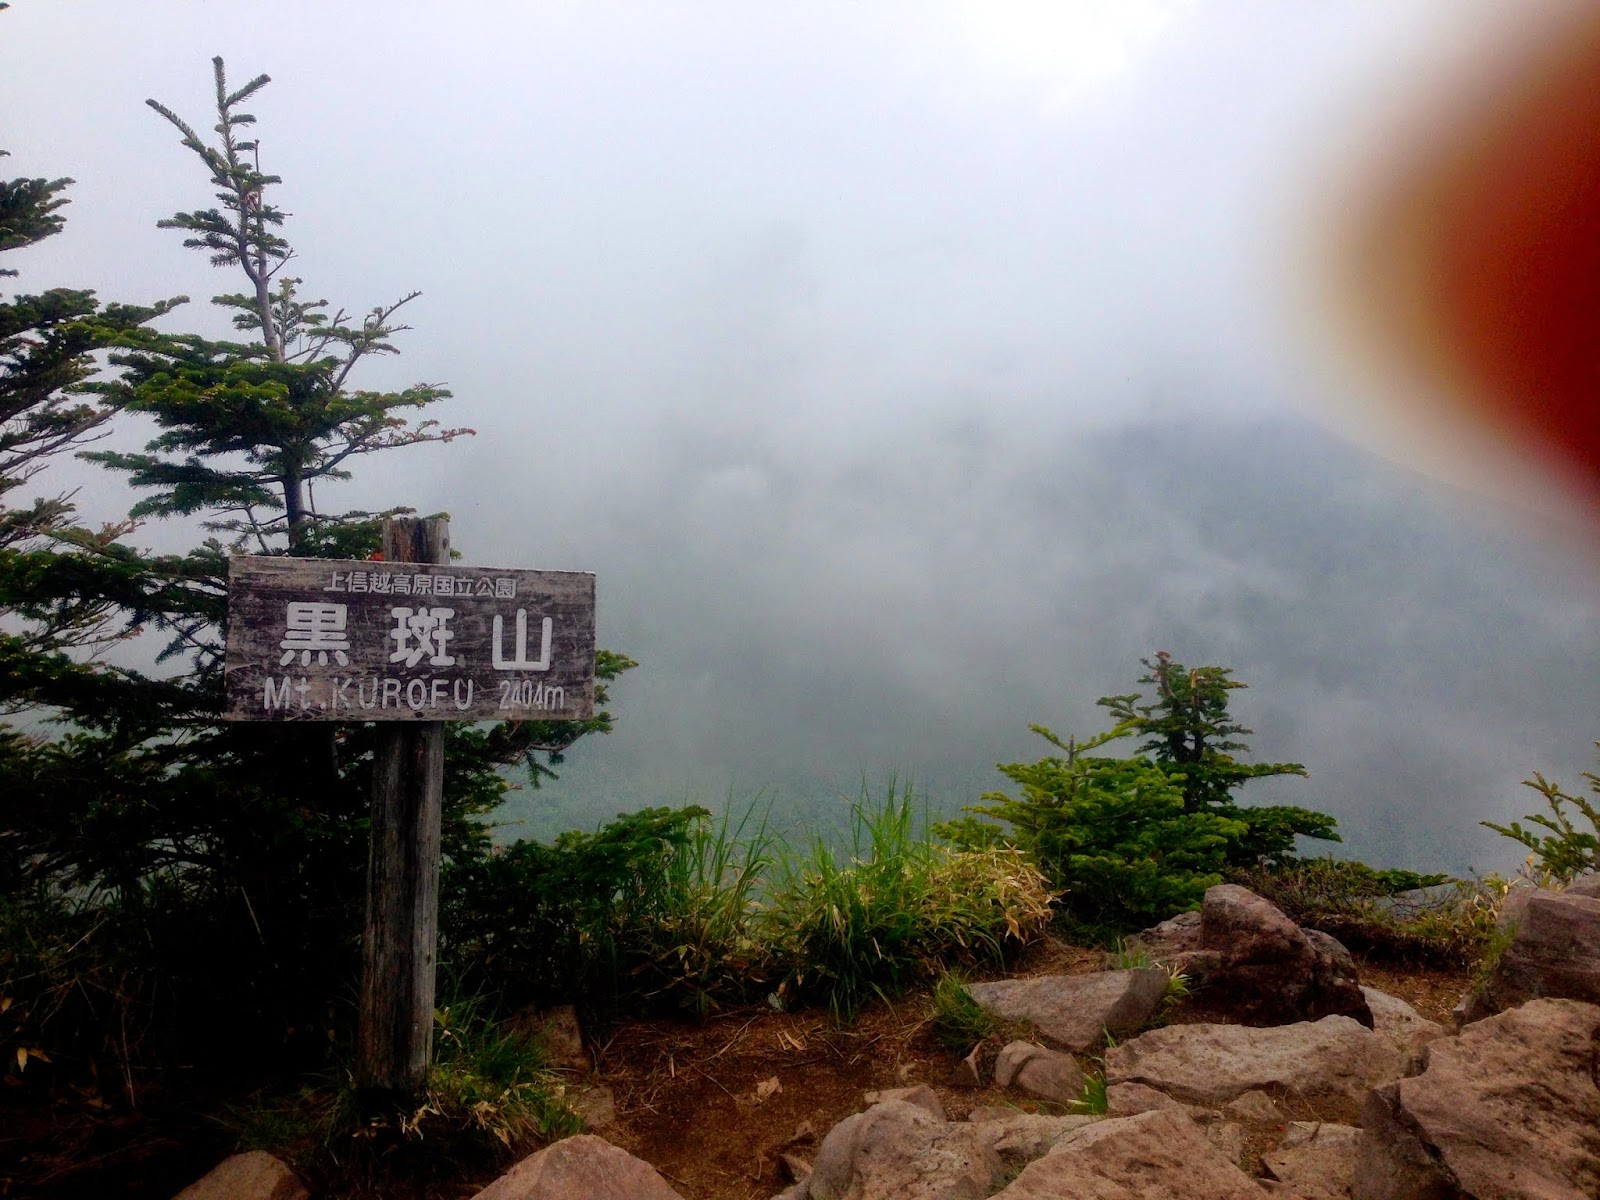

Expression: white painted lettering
xmin=453 ymin=679 xmax=474 ymax=709
xmin=405 ymin=678 xmax=427 ymax=710
xmin=492 ymin=610 xmax=553 ymax=671
xmin=381 ymin=678 xmax=402 ymax=709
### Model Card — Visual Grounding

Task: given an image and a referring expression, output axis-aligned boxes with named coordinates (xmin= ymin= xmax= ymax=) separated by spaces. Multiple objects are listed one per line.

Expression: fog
xmin=6 ymin=1 xmax=1598 ymax=873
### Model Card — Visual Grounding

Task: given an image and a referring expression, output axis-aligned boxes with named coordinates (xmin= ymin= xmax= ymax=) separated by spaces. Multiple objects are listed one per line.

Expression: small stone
xmin=1222 ymin=1089 xmax=1281 ymax=1123
xmin=1204 ymin=1120 xmax=1247 ymax=1166
xmin=173 ymin=1152 xmax=307 ymax=1200
xmin=993 ymin=1041 xmax=1085 ymax=1105
xmin=469 ymin=1135 xmax=683 ymax=1200
xmin=570 ymin=1084 xmax=616 ymax=1129
xmin=948 ymin=1043 xmax=984 ymax=1088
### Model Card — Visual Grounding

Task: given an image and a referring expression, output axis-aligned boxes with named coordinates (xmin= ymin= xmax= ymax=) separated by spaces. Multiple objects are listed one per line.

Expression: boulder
xmin=1104 ymin=1015 xmax=1406 ymax=1114
xmin=1195 ymin=885 xmax=1373 ymax=1027
xmin=1360 ymin=986 xmax=1446 ymax=1072
xmin=966 ymin=969 xmax=1169 ymax=1051
xmin=470 ymin=1135 xmax=683 ymax=1200
xmin=1122 ymin=910 xmax=1203 ymax=965
xmin=1262 ymin=1123 xmax=1359 ymax=1200
xmin=173 ymin=1152 xmax=307 ymax=1200
xmin=863 ymin=1083 xmax=945 ymax=1120
xmin=797 ymin=1098 xmax=1005 ymax=1200
xmin=570 ymin=1083 xmax=617 ymax=1130
xmin=1353 ymin=999 xmax=1600 ymax=1200
xmin=991 ymin=1107 xmax=1271 ymax=1199
xmin=1103 ymin=1081 xmax=1182 ymax=1117
xmin=993 ymin=1041 xmax=1086 ymax=1105
xmin=1470 ymin=890 xmax=1600 ymax=1020
xmin=1564 ymin=872 xmax=1600 ymax=898
xmin=968 ymin=1112 xmax=1099 ymax=1165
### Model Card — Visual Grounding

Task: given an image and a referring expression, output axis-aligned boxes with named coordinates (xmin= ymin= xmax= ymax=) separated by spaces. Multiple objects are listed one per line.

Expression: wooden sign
xmin=222 ymin=555 xmax=595 ymax=722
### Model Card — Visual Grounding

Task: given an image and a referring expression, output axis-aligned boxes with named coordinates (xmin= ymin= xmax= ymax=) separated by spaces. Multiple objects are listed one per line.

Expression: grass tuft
xmin=930 ymin=970 xmax=1000 ymax=1053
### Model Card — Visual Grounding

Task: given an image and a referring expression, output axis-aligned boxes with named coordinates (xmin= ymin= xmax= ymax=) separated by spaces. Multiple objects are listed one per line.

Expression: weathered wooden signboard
xmin=223 ymin=555 xmax=596 ymax=722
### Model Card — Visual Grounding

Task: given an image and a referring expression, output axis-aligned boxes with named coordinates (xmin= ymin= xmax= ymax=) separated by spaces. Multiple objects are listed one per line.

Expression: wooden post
xmin=356 ymin=516 xmax=449 ymax=1097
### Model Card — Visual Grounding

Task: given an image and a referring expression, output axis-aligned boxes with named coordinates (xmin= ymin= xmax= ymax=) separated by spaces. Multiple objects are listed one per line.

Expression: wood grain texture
xmin=222 ymin=551 xmax=595 ymax=722
xmin=357 ymin=517 xmax=449 ymax=1098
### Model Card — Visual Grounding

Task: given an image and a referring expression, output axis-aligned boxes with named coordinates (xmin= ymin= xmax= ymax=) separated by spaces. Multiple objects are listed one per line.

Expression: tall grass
xmin=621 ymin=801 xmax=777 ymax=1015
xmin=443 ymin=788 xmax=1053 ymax=1023
xmin=762 ymin=784 xmax=1053 ymax=1018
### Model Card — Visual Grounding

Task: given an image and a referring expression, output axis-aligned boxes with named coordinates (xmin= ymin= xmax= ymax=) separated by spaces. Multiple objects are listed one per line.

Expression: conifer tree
xmin=1 ymin=60 xmax=632 ymax=1076
xmin=1098 ymin=653 xmax=1338 ymax=864
xmin=0 ymin=154 xmax=178 ymax=699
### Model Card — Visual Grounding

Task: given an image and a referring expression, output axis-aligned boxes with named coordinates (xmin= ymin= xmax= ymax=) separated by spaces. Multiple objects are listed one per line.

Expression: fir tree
xmin=0 ymin=60 xmax=632 ymax=1081
xmin=0 ymin=154 xmax=179 ymax=692
xmin=1098 ymin=652 xmax=1338 ymax=864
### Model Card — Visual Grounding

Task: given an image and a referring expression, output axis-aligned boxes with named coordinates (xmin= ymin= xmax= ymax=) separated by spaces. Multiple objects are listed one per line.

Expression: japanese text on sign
xmin=223 ymin=556 xmax=595 ymax=722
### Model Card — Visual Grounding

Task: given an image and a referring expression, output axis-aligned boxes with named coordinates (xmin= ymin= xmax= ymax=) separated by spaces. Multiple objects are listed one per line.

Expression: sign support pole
xmin=356 ymin=515 xmax=449 ymax=1097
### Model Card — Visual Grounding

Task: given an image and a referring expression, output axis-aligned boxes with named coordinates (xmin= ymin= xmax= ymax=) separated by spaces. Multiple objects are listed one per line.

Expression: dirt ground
xmin=1 ymin=936 xmax=1469 ymax=1200
xmin=585 ymin=936 xmax=1468 ymax=1200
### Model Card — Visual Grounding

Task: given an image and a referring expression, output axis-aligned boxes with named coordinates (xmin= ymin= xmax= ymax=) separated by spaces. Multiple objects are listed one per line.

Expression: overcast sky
xmin=6 ymin=1 xmax=1600 ymax=874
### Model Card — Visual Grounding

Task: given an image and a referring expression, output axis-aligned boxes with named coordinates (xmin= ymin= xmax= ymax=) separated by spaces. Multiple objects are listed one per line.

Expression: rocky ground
xmin=583 ymin=937 xmax=1460 ymax=1200
xmin=55 ymin=872 xmax=1600 ymax=1199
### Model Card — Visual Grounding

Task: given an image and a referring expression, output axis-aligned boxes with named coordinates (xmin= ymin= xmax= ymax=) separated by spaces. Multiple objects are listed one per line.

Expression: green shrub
xmin=930 ymin=971 xmax=1000 ymax=1053
xmin=441 ymin=805 xmax=713 ymax=1020
xmin=944 ymin=724 xmax=1244 ymax=930
xmin=228 ymin=989 xmax=578 ymax=1189
xmin=620 ymin=802 xmax=775 ymax=1015
xmin=942 ymin=656 xmax=1342 ymax=935
xmin=1483 ymin=747 xmax=1600 ymax=883
xmin=766 ymin=785 xmax=1053 ymax=1018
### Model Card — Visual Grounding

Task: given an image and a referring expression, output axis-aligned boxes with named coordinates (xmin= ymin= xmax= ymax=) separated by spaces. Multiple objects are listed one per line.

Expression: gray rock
xmin=863 ymin=1083 xmax=945 ymax=1120
xmin=1471 ymin=890 xmax=1600 ymax=1020
xmin=1104 ymin=1081 xmax=1182 ymax=1116
xmin=992 ymin=1041 xmax=1085 ymax=1105
xmin=1564 ymin=872 xmax=1600 ymax=898
xmin=1360 ymin=986 xmax=1446 ymax=1071
xmin=967 ymin=969 xmax=1169 ymax=1051
xmin=947 ymin=1043 xmax=984 ymax=1088
xmin=1122 ymin=910 xmax=1203 ymax=964
xmin=1222 ymin=1089 xmax=1281 ymax=1123
xmin=1353 ymin=999 xmax=1600 ymax=1200
xmin=1104 ymin=1015 xmax=1406 ymax=1113
xmin=991 ymin=1107 xmax=1271 ymax=1199
xmin=470 ymin=1135 xmax=683 ymax=1200
xmin=969 ymin=1112 xmax=1100 ymax=1164
xmin=1202 ymin=1118 xmax=1248 ymax=1166
xmin=1196 ymin=885 xmax=1373 ymax=1028
xmin=173 ymin=1152 xmax=307 ymax=1200
xmin=570 ymin=1083 xmax=617 ymax=1130
xmin=1263 ymin=1122 xmax=1360 ymax=1200
xmin=801 ymin=1098 xmax=1005 ymax=1200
